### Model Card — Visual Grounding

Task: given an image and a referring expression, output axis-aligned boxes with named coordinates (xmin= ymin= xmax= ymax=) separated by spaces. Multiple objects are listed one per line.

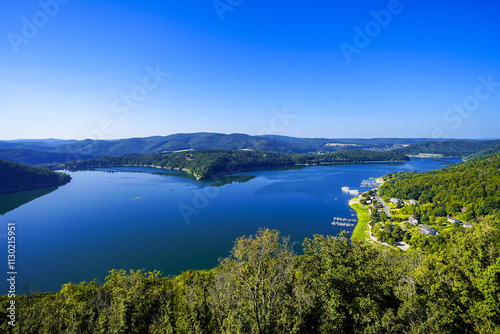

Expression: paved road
xmin=375 ymin=195 xmax=392 ymax=219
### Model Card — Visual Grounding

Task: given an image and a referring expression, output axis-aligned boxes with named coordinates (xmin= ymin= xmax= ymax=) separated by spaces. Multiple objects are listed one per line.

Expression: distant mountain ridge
xmin=0 ymin=133 xmax=484 ymax=160
xmin=0 ymin=149 xmax=93 ymax=165
xmin=394 ymin=139 xmax=500 ymax=157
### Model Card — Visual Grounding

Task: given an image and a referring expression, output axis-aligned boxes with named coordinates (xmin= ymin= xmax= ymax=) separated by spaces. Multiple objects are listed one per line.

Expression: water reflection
xmin=0 ymin=185 xmax=62 ymax=215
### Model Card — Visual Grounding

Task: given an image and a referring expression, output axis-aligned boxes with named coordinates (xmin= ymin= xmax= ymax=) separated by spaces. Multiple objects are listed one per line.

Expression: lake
xmin=0 ymin=158 xmax=460 ymax=292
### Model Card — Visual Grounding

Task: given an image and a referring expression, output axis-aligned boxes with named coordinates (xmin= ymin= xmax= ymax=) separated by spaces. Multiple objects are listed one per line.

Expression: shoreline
xmin=69 ymin=159 xmax=409 ymax=181
xmin=0 ymin=178 xmax=71 ymax=195
xmin=349 ymin=196 xmax=370 ymax=242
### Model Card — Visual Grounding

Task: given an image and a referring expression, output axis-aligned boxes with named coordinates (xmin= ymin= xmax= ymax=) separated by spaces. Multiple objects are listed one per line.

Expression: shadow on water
xmin=203 ymin=175 xmax=256 ymax=187
xmin=0 ymin=185 xmax=63 ymax=215
xmin=148 ymin=170 xmax=257 ymax=186
xmin=72 ymin=167 xmax=258 ymax=187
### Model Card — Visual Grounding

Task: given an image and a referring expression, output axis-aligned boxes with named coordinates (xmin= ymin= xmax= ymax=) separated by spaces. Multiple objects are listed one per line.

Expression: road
xmin=375 ymin=194 xmax=392 ymax=219
xmin=368 ymin=221 xmax=410 ymax=251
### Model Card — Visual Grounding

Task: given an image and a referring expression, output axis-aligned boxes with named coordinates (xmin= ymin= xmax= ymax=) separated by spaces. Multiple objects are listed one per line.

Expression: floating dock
xmin=360 ymin=179 xmax=378 ymax=188
xmin=331 ymin=221 xmax=356 ymax=227
xmin=341 ymin=186 xmax=360 ymax=195
xmin=331 ymin=216 xmax=357 ymax=227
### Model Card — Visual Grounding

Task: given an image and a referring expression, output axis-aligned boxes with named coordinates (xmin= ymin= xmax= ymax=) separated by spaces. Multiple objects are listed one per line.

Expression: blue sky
xmin=1 ymin=0 xmax=499 ymax=140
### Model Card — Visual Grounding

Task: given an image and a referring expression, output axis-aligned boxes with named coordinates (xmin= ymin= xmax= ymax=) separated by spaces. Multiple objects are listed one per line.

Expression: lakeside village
xmin=342 ymin=179 xmax=474 ymax=252
xmin=330 ymin=179 xmax=380 ymax=232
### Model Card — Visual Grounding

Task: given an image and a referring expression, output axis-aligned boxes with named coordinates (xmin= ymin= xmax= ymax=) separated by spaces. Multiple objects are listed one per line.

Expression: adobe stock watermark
xmin=82 ymin=64 xmax=169 ymax=141
xmin=178 ymin=107 xmax=294 ymax=224
xmin=7 ymin=221 xmax=16 ymax=327
xmin=432 ymin=74 xmax=499 ymax=139
xmin=339 ymin=0 xmax=409 ymax=64
xmin=67 ymin=64 xmax=169 ymax=162
xmin=178 ymin=157 xmax=258 ymax=224
xmin=213 ymin=0 xmax=242 ymax=21
xmin=7 ymin=0 xmax=70 ymax=54
xmin=178 ymin=185 xmax=220 ymax=225
xmin=258 ymin=107 xmax=295 ymax=136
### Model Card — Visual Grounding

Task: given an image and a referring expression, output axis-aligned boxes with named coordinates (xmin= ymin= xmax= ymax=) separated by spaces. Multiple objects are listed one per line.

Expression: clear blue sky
xmin=1 ymin=0 xmax=499 ymax=140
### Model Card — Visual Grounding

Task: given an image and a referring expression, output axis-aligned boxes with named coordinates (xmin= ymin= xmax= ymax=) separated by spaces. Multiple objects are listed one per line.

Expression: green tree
xmin=214 ymin=228 xmax=296 ymax=333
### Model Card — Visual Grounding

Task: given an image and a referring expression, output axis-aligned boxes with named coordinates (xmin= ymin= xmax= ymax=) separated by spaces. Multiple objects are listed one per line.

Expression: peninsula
xmin=0 ymin=159 xmax=71 ymax=194
xmin=61 ymin=149 xmax=409 ymax=180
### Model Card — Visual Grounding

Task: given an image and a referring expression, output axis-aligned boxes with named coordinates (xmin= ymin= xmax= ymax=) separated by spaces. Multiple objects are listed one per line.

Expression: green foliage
xmin=395 ymin=140 xmax=500 ymax=157
xmin=3 ymin=153 xmax=500 ymax=333
xmin=64 ymin=149 xmax=409 ymax=179
xmin=465 ymin=143 xmax=500 ymax=160
xmin=0 ymin=159 xmax=71 ymax=193
xmin=380 ymin=154 xmax=500 ymax=220
xmin=397 ymin=219 xmax=500 ymax=333
xmin=2 ymin=224 xmax=500 ymax=333
xmin=0 ymin=134 xmax=446 ymax=156
xmin=302 ymin=235 xmax=402 ymax=333
xmin=0 ymin=149 xmax=92 ymax=165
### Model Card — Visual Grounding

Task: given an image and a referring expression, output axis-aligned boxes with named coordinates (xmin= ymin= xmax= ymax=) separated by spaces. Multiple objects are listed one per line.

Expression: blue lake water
xmin=0 ymin=158 xmax=460 ymax=292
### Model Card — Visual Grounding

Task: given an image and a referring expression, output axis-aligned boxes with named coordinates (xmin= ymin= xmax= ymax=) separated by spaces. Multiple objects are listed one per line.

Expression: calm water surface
xmin=0 ymin=158 xmax=460 ymax=292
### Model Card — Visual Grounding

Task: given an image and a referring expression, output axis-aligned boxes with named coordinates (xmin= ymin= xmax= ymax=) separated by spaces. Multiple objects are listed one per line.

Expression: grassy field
xmin=350 ymin=202 xmax=370 ymax=242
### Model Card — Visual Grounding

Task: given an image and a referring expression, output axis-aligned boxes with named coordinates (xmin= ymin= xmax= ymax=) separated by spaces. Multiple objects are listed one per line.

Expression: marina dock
xmin=331 ymin=216 xmax=357 ymax=227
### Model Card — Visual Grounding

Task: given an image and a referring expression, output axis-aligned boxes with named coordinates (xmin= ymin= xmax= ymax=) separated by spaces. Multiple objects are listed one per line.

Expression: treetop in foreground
xmin=2 ymin=223 xmax=499 ymax=333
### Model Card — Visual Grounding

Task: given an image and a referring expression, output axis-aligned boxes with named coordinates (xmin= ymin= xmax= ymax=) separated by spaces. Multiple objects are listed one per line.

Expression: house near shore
xmin=463 ymin=222 xmax=474 ymax=228
xmin=390 ymin=198 xmax=402 ymax=205
xmin=418 ymin=224 xmax=439 ymax=236
xmin=408 ymin=216 xmax=419 ymax=226
xmin=447 ymin=217 xmax=461 ymax=224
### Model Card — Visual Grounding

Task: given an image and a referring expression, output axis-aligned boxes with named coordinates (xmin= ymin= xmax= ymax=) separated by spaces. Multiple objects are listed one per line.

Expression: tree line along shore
xmin=1 ymin=154 xmax=499 ymax=333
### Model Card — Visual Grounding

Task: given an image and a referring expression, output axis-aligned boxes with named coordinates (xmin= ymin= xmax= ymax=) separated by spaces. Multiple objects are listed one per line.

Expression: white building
xmin=408 ymin=216 xmax=419 ymax=226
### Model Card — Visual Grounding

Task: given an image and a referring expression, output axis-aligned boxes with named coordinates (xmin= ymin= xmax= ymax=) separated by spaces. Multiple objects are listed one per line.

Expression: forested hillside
xmin=0 ymin=159 xmax=71 ymax=193
xmin=0 ymin=149 xmax=92 ymax=165
xmin=2 ymin=225 xmax=499 ymax=333
xmin=380 ymin=154 xmax=500 ymax=221
xmin=63 ymin=149 xmax=409 ymax=179
xmin=0 ymin=133 xmax=447 ymax=157
xmin=464 ymin=144 xmax=500 ymax=161
xmin=394 ymin=139 xmax=500 ymax=157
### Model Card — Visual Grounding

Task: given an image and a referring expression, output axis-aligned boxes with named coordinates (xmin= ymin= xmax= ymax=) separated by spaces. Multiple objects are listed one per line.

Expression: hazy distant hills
xmin=394 ymin=139 xmax=500 ymax=157
xmin=0 ymin=149 xmax=93 ymax=165
xmin=0 ymin=133 xmax=457 ymax=156
xmin=0 ymin=133 xmax=498 ymax=165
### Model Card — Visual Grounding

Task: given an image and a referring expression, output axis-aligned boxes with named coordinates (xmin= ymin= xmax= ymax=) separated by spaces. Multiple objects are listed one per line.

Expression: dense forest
xmin=2 ymin=224 xmax=499 ymax=333
xmin=394 ymin=139 xmax=500 ymax=157
xmin=380 ymin=154 xmax=500 ymax=221
xmin=0 ymin=149 xmax=92 ymax=165
xmin=2 ymin=154 xmax=500 ymax=333
xmin=63 ymin=149 xmax=409 ymax=179
xmin=0 ymin=159 xmax=71 ymax=194
xmin=0 ymin=134 xmax=444 ymax=157
xmin=464 ymin=144 xmax=500 ymax=161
